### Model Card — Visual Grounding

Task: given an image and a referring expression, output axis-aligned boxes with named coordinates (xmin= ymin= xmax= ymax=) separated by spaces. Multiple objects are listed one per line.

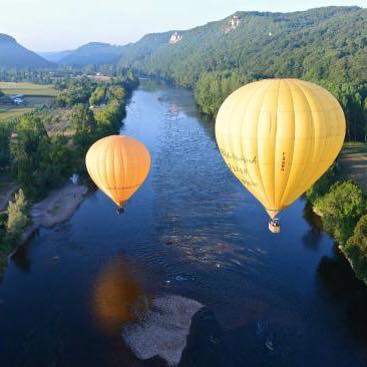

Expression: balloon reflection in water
xmin=91 ymin=257 xmax=151 ymax=332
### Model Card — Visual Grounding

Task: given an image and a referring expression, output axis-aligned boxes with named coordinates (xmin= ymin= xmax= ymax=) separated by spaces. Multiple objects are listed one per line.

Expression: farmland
xmin=0 ymin=82 xmax=57 ymax=96
xmin=0 ymin=107 xmax=34 ymax=121
xmin=0 ymin=82 xmax=57 ymax=122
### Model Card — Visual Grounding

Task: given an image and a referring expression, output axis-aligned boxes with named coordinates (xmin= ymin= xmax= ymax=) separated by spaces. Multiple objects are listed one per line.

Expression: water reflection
xmin=317 ymin=250 xmax=367 ymax=340
xmin=11 ymin=244 xmax=31 ymax=273
xmin=91 ymin=256 xmax=151 ymax=333
xmin=302 ymin=202 xmax=323 ymax=250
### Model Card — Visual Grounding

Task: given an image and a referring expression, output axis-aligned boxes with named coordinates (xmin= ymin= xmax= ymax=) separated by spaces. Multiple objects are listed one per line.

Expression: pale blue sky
xmin=1 ymin=0 xmax=365 ymax=51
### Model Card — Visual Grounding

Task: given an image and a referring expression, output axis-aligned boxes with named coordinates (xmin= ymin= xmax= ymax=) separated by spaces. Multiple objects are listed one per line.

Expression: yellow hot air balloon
xmin=85 ymin=135 xmax=150 ymax=209
xmin=215 ymin=78 xmax=345 ymax=232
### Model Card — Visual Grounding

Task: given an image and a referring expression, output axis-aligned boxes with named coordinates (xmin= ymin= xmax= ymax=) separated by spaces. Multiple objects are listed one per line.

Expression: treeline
xmin=194 ymin=73 xmax=367 ymax=141
xmin=306 ymin=169 xmax=367 ymax=283
xmin=0 ymin=65 xmax=137 ymax=84
xmin=0 ymin=70 xmax=138 ymax=252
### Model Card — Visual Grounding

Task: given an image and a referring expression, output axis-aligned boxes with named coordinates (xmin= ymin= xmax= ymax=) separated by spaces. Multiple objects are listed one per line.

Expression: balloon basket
xmin=268 ymin=218 xmax=280 ymax=234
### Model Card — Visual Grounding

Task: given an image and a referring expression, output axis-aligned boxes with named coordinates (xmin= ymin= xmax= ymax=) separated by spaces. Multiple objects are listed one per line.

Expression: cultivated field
xmin=340 ymin=142 xmax=367 ymax=191
xmin=0 ymin=82 xmax=57 ymax=96
xmin=0 ymin=82 xmax=57 ymax=122
xmin=0 ymin=107 xmax=34 ymax=122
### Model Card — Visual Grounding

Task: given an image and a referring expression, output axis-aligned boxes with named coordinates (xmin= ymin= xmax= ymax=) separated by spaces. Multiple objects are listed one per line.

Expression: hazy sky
xmin=1 ymin=0 xmax=365 ymax=51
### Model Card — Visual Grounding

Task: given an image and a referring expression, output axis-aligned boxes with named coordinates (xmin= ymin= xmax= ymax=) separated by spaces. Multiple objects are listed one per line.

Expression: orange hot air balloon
xmin=85 ymin=135 xmax=150 ymax=208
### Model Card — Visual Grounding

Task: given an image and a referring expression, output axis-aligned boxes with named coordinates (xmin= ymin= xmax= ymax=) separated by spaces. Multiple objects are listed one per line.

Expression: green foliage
xmin=6 ymin=188 xmax=28 ymax=240
xmin=37 ymin=135 xmax=74 ymax=190
xmin=314 ymin=180 xmax=366 ymax=243
xmin=9 ymin=114 xmax=74 ymax=199
xmin=345 ymin=215 xmax=367 ymax=282
xmin=72 ymin=103 xmax=96 ymax=132
xmin=194 ymin=71 xmax=249 ymax=116
xmin=106 ymin=85 xmax=125 ymax=102
xmin=305 ymin=166 xmax=338 ymax=204
xmin=56 ymin=76 xmax=96 ymax=107
xmin=0 ymin=122 xmax=12 ymax=170
xmin=89 ymin=86 xmax=106 ymax=106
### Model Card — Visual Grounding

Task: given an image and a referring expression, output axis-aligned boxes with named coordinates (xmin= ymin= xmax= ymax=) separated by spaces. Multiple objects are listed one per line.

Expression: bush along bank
xmin=306 ymin=166 xmax=367 ymax=284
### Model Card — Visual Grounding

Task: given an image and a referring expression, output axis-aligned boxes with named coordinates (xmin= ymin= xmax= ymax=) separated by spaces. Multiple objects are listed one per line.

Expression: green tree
xmin=6 ymin=189 xmax=28 ymax=241
xmin=314 ymin=180 xmax=366 ymax=243
xmin=71 ymin=103 xmax=96 ymax=133
xmin=89 ymin=86 xmax=106 ymax=106
xmin=345 ymin=214 xmax=367 ymax=281
xmin=10 ymin=115 xmax=48 ymax=194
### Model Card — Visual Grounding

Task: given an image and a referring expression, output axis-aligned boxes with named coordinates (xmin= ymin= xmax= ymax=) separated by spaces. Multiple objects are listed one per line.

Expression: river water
xmin=1 ymin=80 xmax=367 ymax=367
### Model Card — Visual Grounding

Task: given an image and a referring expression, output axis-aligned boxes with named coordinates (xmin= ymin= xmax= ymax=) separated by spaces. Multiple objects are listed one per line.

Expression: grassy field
xmin=340 ymin=142 xmax=367 ymax=191
xmin=0 ymin=82 xmax=57 ymax=96
xmin=0 ymin=82 xmax=57 ymax=122
xmin=0 ymin=107 xmax=34 ymax=122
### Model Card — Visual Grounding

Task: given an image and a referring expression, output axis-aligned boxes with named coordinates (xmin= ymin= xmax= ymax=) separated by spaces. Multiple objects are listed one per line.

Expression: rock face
xmin=169 ymin=32 xmax=183 ymax=44
xmin=122 ymin=295 xmax=203 ymax=366
xmin=223 ymin=15 xmax=240 ymax=33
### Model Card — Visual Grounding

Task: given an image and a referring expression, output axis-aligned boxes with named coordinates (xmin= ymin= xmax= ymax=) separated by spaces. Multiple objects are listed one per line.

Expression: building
xmin=9 ymin=94 xmax=24 ymax=105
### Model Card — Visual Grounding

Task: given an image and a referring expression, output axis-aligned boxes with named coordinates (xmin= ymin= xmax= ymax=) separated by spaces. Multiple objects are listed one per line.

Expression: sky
xmin=0 ymin=0 xmax=365 ymax=51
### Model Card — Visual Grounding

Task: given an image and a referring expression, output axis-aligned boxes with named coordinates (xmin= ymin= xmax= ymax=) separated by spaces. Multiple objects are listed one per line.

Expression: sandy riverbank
xmin=19 ymin=183 xmax=88 ymax=245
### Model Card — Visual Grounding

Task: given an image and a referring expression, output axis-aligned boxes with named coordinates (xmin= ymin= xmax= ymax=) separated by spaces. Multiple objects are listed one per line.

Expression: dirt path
xmin=340 ymin=143 xmax=367 ymax=192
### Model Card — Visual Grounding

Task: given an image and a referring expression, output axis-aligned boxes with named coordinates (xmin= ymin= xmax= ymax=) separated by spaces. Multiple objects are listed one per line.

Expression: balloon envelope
xmin=215 ymin=78 xmax=345 ymax=218
xmin=85 ymin=135 xmax=151 ymax=207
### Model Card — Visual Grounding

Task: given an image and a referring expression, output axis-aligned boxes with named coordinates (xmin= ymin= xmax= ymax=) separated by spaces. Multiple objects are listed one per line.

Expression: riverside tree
xmin=314 ymin=181 xmax=366 ymax=243
xmin=6 ymin=189 xmax=28 ymax=240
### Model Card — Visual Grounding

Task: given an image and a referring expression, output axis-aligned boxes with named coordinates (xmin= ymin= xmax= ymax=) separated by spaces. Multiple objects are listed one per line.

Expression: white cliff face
xmin=169 ymin=32 xmax=183 ymax=44
xmin=223 ymin=15 xmax=240 ymax=33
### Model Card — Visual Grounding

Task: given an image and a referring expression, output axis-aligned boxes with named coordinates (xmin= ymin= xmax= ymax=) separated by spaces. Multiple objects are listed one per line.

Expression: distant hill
xmin=118 ymin=6 xmax=366 ymax=87
xmin=58 ymin=42 xmax=123 ymax=66
xmin=38 ymin=50 xmax=72 ymax=63
xmin=116 ymin=6 xmax=367 ymax=141
xmin=0 ymin=34 xmax=53 ymax=68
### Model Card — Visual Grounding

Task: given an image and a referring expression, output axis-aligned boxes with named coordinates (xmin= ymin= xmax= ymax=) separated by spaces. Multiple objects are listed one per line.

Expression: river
xmin=1 ymin=80 xmax=367 ymax=367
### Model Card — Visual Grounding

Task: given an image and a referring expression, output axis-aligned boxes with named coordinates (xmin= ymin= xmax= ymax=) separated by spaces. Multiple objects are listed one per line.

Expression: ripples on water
xmin=1 ymin=80 xmax=367 ymax=367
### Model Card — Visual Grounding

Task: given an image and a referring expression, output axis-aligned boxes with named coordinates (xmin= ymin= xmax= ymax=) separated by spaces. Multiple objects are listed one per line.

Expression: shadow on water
xmin=317 ymin=249 xmax=367 ymax=340
xmin=11 ymin=244 xmax=32 ymax=273
xmin=302 ymin=202 xmax=323 ymax=250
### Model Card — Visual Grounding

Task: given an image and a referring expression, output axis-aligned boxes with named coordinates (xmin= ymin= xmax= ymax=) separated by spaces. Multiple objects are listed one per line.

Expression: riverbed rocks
xmin=122 ymin=295 xmax=203 ymax=366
